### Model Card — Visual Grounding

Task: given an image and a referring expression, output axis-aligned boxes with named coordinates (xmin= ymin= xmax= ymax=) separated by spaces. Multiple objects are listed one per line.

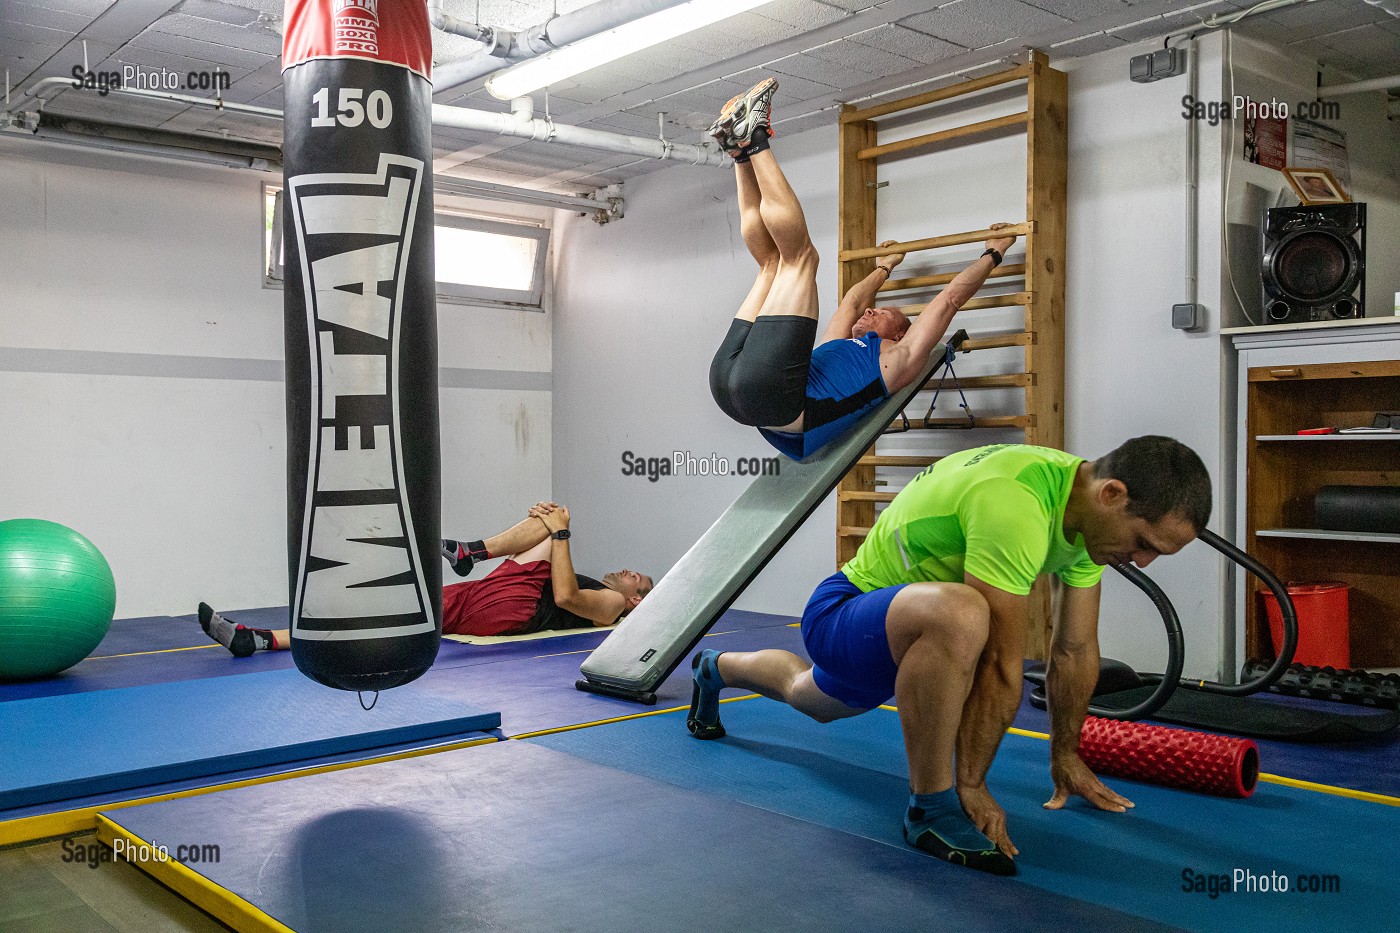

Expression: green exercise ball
xmin=0 ymin=519 xmax=116 ymax=680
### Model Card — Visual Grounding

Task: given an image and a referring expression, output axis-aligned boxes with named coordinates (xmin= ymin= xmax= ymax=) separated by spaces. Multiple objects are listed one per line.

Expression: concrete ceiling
xmin=3 ymin=0 xmax=1398 ymax=192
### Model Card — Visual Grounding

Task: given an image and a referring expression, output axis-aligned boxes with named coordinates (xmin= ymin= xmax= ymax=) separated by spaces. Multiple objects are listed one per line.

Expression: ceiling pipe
xmin=3 ymin=76 xmax=283 ymax=121
xmin=6 ymin=74 xmax=724 ymax=170
xmin=1318 ymin=74 xmax=1400 ymax=98
xmin=430 ymin=0 xmax=692 ymax=95
xmin=436 ymin=175 xmax=620 ymax=217
xmin=4 ymin=71 xmax=725 ymax=194
xmin=425 ymin=0 xmax=497 ymax=46
xmin=4 ymin=114 xmax=623 ymax=214
xmin=431 ymin=96 xmax=727 ymax=166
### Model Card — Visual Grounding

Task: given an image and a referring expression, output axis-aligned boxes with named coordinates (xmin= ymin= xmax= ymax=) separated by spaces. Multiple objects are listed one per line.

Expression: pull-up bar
xmin=839 ymin=222 xmax=1034 ymax=262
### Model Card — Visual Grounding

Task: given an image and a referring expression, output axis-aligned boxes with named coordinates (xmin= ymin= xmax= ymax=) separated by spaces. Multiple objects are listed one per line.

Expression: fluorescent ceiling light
xmin=485 ymin=0 xmax=773 ymax=100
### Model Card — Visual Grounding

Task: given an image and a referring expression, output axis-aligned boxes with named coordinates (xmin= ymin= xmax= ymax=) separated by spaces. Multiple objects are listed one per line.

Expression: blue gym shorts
xmin=800 ymin=570 xmax=907 ymax=710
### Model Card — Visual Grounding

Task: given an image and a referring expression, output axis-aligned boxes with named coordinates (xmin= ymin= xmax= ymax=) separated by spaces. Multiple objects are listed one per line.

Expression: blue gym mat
xmin=534 ymin=700 xmax=1393 ymax=932
xmin=0 ymin=668 xmax=500 ymax=810
xmin=414 ymin=620 xmax=809 ymax=736
xmin=0 ymin=607 xmax=795 ymax=703
xmin=0 ymin=621 xmax=800 ymax=823
xmin=0 ymin=732 xmax=502 ymax=822
xmin=100 ymin=738 xmax=1174 ymax=933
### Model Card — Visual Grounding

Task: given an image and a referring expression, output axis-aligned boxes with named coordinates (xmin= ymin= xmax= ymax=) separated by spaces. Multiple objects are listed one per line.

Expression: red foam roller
xmin=1077 ymin=716 xmax=1259 ymax=798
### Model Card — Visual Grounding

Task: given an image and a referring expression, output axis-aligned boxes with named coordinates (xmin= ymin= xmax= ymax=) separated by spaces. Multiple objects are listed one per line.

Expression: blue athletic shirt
xmin=759 ymin=333 xmax=889 ymax=461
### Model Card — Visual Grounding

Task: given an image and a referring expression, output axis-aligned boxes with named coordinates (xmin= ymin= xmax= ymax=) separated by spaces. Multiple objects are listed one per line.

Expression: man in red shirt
xmin=198 ymin=502 xmax=653 ymax=654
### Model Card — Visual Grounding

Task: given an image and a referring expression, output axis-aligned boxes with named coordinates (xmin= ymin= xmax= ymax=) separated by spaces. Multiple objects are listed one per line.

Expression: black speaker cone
xmin=1275 ymin=232 xmax=1351 ymax=300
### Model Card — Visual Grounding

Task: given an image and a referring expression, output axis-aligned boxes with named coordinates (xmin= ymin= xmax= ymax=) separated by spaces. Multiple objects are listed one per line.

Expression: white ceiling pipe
xmin=3 ymin=76 xmax=283 ymax=120
xmin=431 ymin=98 xmax=727 ymax=166
xmin=1318 ymin=74 xmax=1400 ymax=97
xmin=6 ymin=74 xmax=725 ymax=177
xmin=425 ymin=0 xmax=496 ymax=45
xmin=436 ymin=175 xmax=618 ymax=215
xmin=431 ymin=0 xmax=692 ymax=94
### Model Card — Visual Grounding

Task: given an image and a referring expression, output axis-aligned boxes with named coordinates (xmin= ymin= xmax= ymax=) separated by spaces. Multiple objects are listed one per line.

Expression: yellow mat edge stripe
xmin=511 ymin=694 xmax=761 ymax=740
xmin=0 ymin=736 xmax=499 ymax=847
xmin=89 ymin=644 xmax=222 ymax=660
xmin=1256 ymin=772 xmax=1400 ymax=806
xmin=95 ymin=814 xmax=294 ymax=933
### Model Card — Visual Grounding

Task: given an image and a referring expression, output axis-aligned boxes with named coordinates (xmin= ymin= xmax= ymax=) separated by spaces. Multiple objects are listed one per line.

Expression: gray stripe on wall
xmin=0 ymin=347 xmax=551 ymax=391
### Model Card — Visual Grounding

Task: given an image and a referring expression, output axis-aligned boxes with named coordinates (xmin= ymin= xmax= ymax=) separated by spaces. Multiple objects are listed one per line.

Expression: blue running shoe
xmin=903 ymin=805 xmax=1017 ymax=876
xmin=687 ymin=649 xmax=727 ymax=739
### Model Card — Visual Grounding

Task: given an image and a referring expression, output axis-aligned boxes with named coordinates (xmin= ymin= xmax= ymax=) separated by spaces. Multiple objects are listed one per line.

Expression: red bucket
xmin=1260 ymin=583 xmax=1350 ymax=668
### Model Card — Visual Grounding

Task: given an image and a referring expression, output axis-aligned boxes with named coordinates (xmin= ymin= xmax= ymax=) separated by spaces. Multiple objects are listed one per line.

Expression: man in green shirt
xmin=687 ymin=437 xmax=1211 ymax=876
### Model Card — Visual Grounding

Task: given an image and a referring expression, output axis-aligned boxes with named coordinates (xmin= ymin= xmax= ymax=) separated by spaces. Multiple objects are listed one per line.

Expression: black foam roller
xmin=1315 ymin=485 xmax=1400 ymax=534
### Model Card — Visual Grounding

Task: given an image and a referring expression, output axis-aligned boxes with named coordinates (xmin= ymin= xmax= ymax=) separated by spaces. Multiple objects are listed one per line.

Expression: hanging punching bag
xmin=281 ymin=0 xmax=440 ymax=692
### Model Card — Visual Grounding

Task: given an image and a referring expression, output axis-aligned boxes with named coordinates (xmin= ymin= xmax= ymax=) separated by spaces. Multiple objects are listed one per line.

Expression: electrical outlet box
xmin=1130 ymin=47 xmax=1186 ymax=83
xmin=1172 ymin=302 xmax=1202 ymax=330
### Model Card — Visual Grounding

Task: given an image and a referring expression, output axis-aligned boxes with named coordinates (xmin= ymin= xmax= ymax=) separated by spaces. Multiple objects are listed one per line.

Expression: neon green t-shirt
xmin=841 ymin=444 xmax=1105 ymax=596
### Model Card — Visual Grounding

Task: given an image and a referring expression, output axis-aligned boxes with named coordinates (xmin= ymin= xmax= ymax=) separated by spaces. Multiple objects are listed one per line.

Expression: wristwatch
xmin=981 ymin=247 xmax=1003 ymax=267
xmin=551 ymin=529 xmax=571 ymax=540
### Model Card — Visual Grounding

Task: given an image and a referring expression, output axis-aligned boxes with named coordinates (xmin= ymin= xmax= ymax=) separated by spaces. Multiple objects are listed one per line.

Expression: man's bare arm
xmin=883 ymin=224 xmax=1017 ymax=393
xmin=955 ymin=573 xmax=1029 ymax=856
xmin=535 ymin=506 xmax=626 ymax=626
xmin=819 ymin=241 xmax=905 ymax=344
xmin=1043 ymin=580 xmax=1133 ymax=812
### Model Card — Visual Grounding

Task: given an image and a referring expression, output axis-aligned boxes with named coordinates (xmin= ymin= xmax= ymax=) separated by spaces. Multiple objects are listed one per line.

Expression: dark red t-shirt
xmin=441 ymin=560 xmax=614 ymax=637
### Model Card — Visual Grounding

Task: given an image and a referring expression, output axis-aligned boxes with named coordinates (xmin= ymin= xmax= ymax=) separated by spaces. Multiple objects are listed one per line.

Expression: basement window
xmin=264 ymin=186 xmax=550 ymax=311
xmin=433 ymin=212 xmax=549 ymax=309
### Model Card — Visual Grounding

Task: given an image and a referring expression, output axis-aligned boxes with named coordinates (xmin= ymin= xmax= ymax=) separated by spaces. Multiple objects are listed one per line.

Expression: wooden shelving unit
xmin=834 ymin=51 xmax=1067 ymax=657
xmin=1244 ymin=359 xmax=1400 ymax=667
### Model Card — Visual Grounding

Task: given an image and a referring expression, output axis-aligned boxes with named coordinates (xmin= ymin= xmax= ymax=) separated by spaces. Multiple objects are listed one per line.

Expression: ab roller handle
xmin=1079 ymin=716 xmax=1259 ymax=799
xmin=282 ymin=0 xmax=440 ymax=692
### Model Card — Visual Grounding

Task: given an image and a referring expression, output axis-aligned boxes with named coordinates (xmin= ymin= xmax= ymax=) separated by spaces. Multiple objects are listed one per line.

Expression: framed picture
xmin=1282 ymin=167 xmax=1351 ymax=205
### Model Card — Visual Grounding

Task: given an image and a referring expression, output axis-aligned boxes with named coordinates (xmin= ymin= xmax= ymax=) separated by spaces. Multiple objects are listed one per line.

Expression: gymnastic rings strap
xmin=1090 ymin=562 xmax=1186 ymax=721
xmin=359 ymin=690 xmax=380 ymax=711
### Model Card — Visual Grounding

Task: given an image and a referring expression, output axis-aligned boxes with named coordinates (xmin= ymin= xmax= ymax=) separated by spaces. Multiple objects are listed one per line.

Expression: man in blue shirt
xmin=707 ymin=76 xmax=1018 ymax=460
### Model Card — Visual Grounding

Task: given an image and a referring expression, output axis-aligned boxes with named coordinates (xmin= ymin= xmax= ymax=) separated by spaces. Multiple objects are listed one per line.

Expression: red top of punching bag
xmin=283 ymin=0 xmax=433 ymax=80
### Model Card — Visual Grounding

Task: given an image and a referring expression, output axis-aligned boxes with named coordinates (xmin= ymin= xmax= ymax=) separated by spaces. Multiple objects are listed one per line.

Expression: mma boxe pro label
xmin=282 ymin=0 xmax=440 ymax=691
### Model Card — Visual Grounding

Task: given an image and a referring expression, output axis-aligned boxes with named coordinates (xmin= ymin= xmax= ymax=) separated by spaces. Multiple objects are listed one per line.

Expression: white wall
xmin=552 ymin=128 xmax=845 ymax=614
xmin=553 ymin=34 xmax=1245 ymax=679
xmin=1342 ymin=90 xmax=1400 ymax=318
xmin=0 ymin=139 xmax=552 ymax=618
xmin=1058 ymin=36 xmax=1231 ymax=678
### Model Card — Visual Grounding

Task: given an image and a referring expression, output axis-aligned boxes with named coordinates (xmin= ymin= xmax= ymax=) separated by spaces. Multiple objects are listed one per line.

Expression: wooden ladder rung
xmin=857 ymin=455 xmax=943 ymax=467
xmin=857 ymin=112 xmax=1028 ymax=161
xmin=897 ymin=292 xmax=1031 ymax=314
xmin=944 ymin=373 xmax=1032 ymax=390
xmin=841 ymin=63 xmax=1034 ymax=123
xmin=959 ymin=332 xmax=1032 ymax=351
xmin=837 ymin=525 xmax=873 ymax=539
xmin=881 ymin=263 xmax=1026 ymax=292
xmin=897 ymin=415 xmax=1033 ymax=430
xmin=840 ymin=223 xmax=1034 ymax=262
xmin=839 ymin=490 xmax=898 ymax=503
